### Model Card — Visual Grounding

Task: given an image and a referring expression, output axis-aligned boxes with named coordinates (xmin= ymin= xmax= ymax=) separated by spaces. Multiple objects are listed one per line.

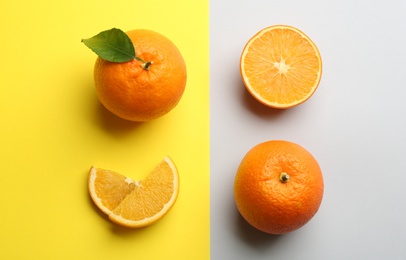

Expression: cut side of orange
xmin=88 ymin=156 xmax=179 ymax=228
xmin=240 ymin=25 xmax=322 ymax=109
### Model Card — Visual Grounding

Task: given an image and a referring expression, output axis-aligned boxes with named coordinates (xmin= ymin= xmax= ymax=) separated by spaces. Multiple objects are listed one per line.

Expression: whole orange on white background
xmin=234 ymin=140 xmax=324 ymax=234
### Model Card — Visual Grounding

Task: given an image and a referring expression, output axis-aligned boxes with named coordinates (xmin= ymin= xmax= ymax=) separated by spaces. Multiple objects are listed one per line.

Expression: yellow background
xmin=0 ymin=0 xmax=209 ymax=259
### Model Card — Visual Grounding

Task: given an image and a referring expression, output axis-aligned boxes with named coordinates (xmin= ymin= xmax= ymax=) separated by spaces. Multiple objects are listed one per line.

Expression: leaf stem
xmin=135 ymin=56 xmax=153 ymax=70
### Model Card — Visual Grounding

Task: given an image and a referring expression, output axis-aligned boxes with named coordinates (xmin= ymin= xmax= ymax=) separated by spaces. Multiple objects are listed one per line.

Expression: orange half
xmin=240 ymin=25 xmax=322 ymax=108
xmin=88 ymin=156 xmax=179 ymax=228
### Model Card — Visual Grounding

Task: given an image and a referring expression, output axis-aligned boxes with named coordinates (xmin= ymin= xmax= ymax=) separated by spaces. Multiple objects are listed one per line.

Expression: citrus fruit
xmin=88 ymin=156 xmax=179 ymax=228
xmin=94 ymin=29 xmax=187 ymax=121
xmin=234 ymin=140 xmax=324 ymax=234
xmin=240 ymin=25 xmax=322 ymax=109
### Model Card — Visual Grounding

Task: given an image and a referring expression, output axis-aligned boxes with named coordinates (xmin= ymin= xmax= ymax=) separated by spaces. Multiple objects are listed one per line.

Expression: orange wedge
xmin=240 ymin=25 xmax=322 ymax=109
xmin=88 ymin=156 xmax=179 ymax=228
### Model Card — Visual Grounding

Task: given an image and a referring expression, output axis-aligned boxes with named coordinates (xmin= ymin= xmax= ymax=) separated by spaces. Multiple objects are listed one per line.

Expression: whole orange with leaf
xmin=234 ymin=140 xmax=324 ymax=234
xmin=83 ymin=28 xmax=187 ymax=121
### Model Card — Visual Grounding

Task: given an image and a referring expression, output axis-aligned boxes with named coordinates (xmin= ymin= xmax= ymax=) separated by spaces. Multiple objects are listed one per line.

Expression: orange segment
xmin=240 ymin=25 xmax=322 ymax=108
xmin=88 ymin=168 xmax=137 ymax=215
xmin=88 ymin=156 xmax=179 ymax=228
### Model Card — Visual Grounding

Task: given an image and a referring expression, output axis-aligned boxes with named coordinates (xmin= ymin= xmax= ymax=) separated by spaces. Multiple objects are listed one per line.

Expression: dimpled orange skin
xmin=234 ymin=140 xmax=324 ymax=234
xmin=94 ymin=29 xmax=187 ymax=122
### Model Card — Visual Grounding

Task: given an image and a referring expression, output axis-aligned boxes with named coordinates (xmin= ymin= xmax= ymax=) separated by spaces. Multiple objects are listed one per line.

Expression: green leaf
xmin=81 ymin=28 xmax=135 ymax=62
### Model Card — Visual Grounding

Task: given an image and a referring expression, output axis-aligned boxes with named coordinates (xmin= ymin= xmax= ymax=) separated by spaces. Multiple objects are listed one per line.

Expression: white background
xmin=210 ymin=0 xmax=406 ymax=259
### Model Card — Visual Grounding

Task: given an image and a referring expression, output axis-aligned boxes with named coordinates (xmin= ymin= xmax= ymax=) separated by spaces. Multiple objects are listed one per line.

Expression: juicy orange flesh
xmin=89 ymin=157 xmax=178 ymax=227
xmin=94 ymin=169 xmax=136 ymax=212
xmin=112 ymin=162 xmax=175 ymax=220
xmin=242 ymin=27 xmax=321 ymax=106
